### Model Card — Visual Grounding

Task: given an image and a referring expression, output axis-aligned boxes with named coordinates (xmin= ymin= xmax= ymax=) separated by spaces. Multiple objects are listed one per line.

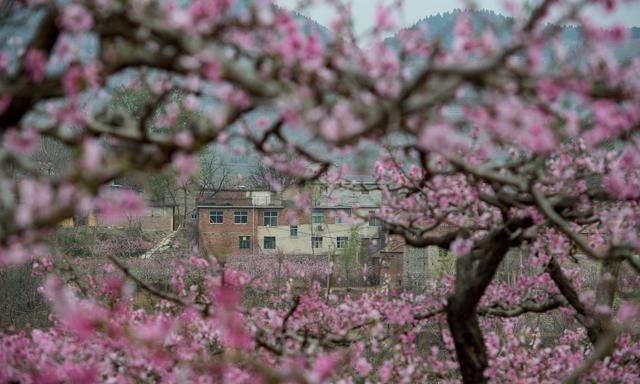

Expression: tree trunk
xmin=447 ymin=298 xmax=489 ymax=383
xmin=182 ymin=186 xmax=188 ymax=227
xmin=445 ymin=219 xmax=529 ymax=383
xmin=547 ymin=256 xmax=621 ymax=345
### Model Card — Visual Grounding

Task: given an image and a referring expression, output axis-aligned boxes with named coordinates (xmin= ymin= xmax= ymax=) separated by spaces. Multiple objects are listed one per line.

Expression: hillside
xmin=385 ymin=9 xmax=640 ymax=61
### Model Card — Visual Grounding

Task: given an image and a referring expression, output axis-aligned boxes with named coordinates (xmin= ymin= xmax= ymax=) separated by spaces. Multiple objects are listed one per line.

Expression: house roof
xmin=197 ymin=204 xmax=285 ymax=209
xmin=379 ymin=237 xmax=405 ymax=254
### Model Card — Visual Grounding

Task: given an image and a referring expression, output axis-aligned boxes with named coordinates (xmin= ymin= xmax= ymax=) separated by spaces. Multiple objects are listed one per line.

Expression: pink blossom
xmin=63 ymin=64 xmax=101 ymax=97
xmin=59 ymin=4 xmax=94 ymax=32
xmin=374 ymin=5 xmax=393 ymax=32
xmin=182 ymin=94 xmax=199 ymax=111
xmin=15 ymin=179 xmax=53 ymax=227
xmin=172 ymin=152 xmax=196 ymax=185
xmin=603 ymin=172 xmax=639 ymax=200
xmin=312 ymin=353 xmax=338 ymax=381
xmin=95 ymin=189 xmax=147 ymax=225
xmin=24 ymin=49 xmax=47 ymax=83
xmin=81 ymin=139 xmax=102 ymax=171
xmin=521 ymin=124 xmax=556 ymax=153
xmin=354 ymin=357 xmax=372 ymax=376
xmin=0 ymin=52 xmax=8 ymax=73
xmin=202 ymin=56 xmax=221 ymax=80
xmin=214 ymin=286 xmax=253 ymax=350
xmin=1 ymin=1 xmax=640 ymax=382
xmin=419 ymin=124 xmax=469 ymax=153
xmin=606 ymin=24 xmax=628 ymax=43
xmin=450 ymin=237 xmax=473 ymax=258
xmin=537 ymin=78 xmax=561 ymax=102
xmin=378 ymin=360 xmax=394 ymax=382
xmin=591 ymin=0 xmax=617 ymax=12
xmin=103 ymin=263 xmax=115 ymax=273
xmin=294 ymin=192 xmax=310 ymax=209
xmin=48 ymin=101 xmax=86 ymax=126
xmin=174 ymin=131 xmax=195 ymax=149
xmin=188 ymin=256 xmax=209 ymax=270
xmin=0 ymin=94 xmax=11 ymax=116
xmin=4 ymin=127 xmax=38 ymax=154
xmin=616 ymin=302 xmax=639 ymax=328
xmin=133 ymin=317 xmax=174 ymax=345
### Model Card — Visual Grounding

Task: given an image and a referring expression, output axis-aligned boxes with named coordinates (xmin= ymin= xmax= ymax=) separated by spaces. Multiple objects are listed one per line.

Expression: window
xmin=312 ymin=211 xmax=324 ymax=224
xmin=368 ymin=211 xmax=382 ymax=227
xmin=152 ymin=207 xmax=166 ymax=217
xmin=312 ymin=236 xmax=323 ymax=249
xmin=263 ymin=211 xmax=278 ymax=226
xmin=335 ymin=210 xmax=348 ymax=224
xmin=209 ymin=210 xmax=223 ymax=224
xmin=290 ymin=225 xmax=298 ymax=238
xmin=263 ymin=236 xmax=276 ymax=250
xmin=234 ymin=211 xmax=248 ymax=224
xmin=231 ymin=154 xmax=248 ymax=164
xmin=239 ymin=236 xmax=250 ymax=249
xmin=336 ymin=236 xmax=348 ymax=249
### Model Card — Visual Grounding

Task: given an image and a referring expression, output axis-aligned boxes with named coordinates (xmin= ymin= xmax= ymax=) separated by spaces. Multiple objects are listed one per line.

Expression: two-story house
xmin=196 ymin=185 xmax=383 ymax=258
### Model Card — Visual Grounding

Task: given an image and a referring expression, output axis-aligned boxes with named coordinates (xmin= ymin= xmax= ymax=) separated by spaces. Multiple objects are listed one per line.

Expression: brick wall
xmin=198 ymin=207 xmax=260 ymax=259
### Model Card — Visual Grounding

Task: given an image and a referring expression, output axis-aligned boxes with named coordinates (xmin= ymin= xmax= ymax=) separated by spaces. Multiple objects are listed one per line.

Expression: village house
xmin=196 ymin=185 xmax=385 ymax=259
xmin=60 ymin=184 xmax=178 ymax=232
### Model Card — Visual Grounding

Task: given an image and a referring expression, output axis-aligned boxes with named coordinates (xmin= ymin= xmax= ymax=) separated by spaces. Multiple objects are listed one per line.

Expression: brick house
xmin=196 ymin=185 xmax=384 ymax=259
xmin=369 ymin=236 xmax=405 ymax=288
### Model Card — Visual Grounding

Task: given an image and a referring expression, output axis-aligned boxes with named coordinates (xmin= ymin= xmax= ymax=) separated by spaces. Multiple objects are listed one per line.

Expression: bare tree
xmin=247 ymin=160 xmax=298 ymax=190
xmin=31 ymin=137 xmax=72 ymax=177
xmin=196 ymin=147 xmax=231 ymax=200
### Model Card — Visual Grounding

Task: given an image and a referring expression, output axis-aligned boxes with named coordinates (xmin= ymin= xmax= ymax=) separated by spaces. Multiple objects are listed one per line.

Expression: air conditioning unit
xmin=316 ymin=225 xmax=324 ymax=231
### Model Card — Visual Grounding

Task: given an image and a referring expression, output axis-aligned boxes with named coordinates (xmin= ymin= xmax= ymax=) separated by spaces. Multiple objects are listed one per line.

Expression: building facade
xmin=197 ymin=186 xmax=384 ymax=259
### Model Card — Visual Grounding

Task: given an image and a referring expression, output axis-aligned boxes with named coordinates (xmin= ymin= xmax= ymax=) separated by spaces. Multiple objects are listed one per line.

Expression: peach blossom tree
xmin=1 ymin=0 xmax=640 ymax=383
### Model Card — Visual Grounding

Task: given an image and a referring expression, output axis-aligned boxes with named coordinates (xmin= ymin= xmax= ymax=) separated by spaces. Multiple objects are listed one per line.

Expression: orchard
xmin=1 ymin=0 xmax=640 ymax=383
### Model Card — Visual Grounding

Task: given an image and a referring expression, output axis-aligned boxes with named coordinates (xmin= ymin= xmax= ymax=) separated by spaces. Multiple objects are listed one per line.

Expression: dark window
xmin=209 ymin=210 xmax=223 ymax=224
xmin=312 ymin=236 xmax=323 ymax=249
xmin=239 ymin=236 xmax=250 ymax=249
xmin=234 ymin=211 xmax=248 ymax=224
xmin=336 ymin=236 xmax=348 ymax=249
xmin=263 ymin=211 xmax=278 ymax=226
xmin=368 ymin=211 xmax=382 ymax=227
xmin=312 ymin=211 xmax=324 ymax=224
xmin=290 ymin=225 xmax=298 ymax=237
xmin=264 ymin=236 xmax=276 ymax=250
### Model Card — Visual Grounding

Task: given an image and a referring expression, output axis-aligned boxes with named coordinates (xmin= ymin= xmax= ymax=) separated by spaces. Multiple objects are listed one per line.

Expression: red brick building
xmin=196 ymin=187 xmax=383 ymax=259
xmin=197 ymin=189 xmax=279 ymax=258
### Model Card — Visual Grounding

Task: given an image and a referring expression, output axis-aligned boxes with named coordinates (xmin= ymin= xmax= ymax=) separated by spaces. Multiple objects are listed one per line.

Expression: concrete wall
xmin=61 ymin=208 xmax=174 ymax=232
xmin=257 ymin=223 xmax=379 ymax=255
xmin=402 ymin=245 xmax=448 ymax=290
xmin=138 ymin=215 xmax=174 ymax=231
xmin=376 ymin=252 xmax=404 ymax=289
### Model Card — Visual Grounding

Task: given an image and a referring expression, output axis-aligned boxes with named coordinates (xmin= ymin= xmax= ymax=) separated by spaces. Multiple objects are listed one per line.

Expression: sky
xmin=277 ymin=0 xmax=640 ymax=35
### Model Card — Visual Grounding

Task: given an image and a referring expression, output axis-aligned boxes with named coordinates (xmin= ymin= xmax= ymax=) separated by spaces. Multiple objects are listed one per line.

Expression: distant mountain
xmin=293 ymin=12 xmax=333 ymax=44
xmin=386 ymin=9 xmax=513 ymax=47
xmin=220 ymin=9 xmax=640 ymax=178
xmin=385 ymin=9 xmax=640 ymax=61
